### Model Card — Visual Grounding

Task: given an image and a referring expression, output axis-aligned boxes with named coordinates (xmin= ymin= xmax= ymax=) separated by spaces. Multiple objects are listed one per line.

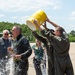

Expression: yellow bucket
xmin=26 ymin=10 xmax=47 ymax=30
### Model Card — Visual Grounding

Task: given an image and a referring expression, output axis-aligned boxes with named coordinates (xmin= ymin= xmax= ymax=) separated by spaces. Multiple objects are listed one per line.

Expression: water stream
xmin=0 ymin=57 xmax=15 ymax=75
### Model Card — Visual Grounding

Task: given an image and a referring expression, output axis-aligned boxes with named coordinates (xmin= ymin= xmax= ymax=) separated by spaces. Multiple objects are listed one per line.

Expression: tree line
xmin=0 ymin=21 xmax=75 ymax=42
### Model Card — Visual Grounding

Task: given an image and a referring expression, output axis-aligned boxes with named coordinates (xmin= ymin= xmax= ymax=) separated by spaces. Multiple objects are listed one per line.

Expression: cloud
xmin=69 ymin=11 xmax=75 ymax=20
xmin=0 ymin=14 xmax=5 ymax=17
xmin=71 ymin=11 xmax=75 ymax=16
xmin=11 ymin=16 xmax=18 ymax=19
xmin=20 ymin=16 xmax=29 ymax=24
xmin=10 ymin=16 xmax=29 ymax=24
xmin=0 ymin=0 xmax=62 ymax=12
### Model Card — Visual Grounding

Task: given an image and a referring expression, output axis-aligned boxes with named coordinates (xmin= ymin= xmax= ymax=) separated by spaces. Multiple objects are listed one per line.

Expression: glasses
xmin=4 ymin=33 xmax=9 ymax=35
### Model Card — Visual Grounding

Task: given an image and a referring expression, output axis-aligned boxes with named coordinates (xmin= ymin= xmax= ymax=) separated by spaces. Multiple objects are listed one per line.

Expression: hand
xmin=42 ymin=22 xmax=49 ymax=30
xmin=13 ymin=55 xmax=21 ymax=60
xmin=33 ymin=19 xmax=38 ymax=26
xmin=7 ymin=47 xmax=14 ymax=54
xmin=46 ymin=17 xmax=59 ymax=27
xmin=42 ymin=22 xmax=46 ymax=28
xmin=33 ymin=19 xmax=44 ymax=31
xmin=46 ymin=17 xmax=51 ymax=23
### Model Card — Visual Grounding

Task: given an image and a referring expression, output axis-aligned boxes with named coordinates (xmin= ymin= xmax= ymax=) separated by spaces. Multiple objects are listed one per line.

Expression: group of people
xmin=0 ymin=26 xmax=32 ymax=75
xmin=32 ymin=17 xmax=74 ymax=75
xmin=0 ymin=17 xmax=74 ymax=75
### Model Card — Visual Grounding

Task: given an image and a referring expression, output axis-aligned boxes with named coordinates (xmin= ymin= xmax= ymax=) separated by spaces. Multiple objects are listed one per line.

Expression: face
xmin=3 ymin=32 xmax=9 ymax=39
xmin=36 ymin=40 xmax=41 ymax=46
xmin=12 ymin=26 xmax=18 ymax=39
xmin=54 ymin=27 xmax=61 ymax=36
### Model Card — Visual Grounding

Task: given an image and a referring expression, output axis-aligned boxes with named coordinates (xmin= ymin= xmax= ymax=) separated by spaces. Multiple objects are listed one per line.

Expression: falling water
xmin=0 ymin=57 xmax=15 ymax=75
xmin=6 ymin=57 xmax=15 ymax=75
xmin=0 ymin=42 xmax=15 ymax=75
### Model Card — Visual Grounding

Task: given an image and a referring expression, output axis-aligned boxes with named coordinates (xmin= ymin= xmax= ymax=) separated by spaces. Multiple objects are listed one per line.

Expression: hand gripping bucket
xmin=26 ymin=10 xmax=47 ymax=31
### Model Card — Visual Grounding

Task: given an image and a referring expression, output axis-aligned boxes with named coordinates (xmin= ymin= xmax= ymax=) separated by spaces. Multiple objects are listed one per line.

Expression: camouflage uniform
xmin=41 ymin=30 xmax=74 ymax=75
xmin=32 ymin=31 xmax=53 ymax=75
xmin=13 ymin=34 xmax=32 ymax=75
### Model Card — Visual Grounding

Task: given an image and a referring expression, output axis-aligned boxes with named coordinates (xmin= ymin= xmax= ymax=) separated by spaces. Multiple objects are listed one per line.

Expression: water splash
xmin=6 ymin=57 xmax=15 ymax=75
xmin=0 ymin=57 xmax=15 ymax=75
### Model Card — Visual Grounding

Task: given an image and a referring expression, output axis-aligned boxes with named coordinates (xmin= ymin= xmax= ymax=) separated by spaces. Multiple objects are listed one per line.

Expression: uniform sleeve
xmin=20 ymin=39 xmax=32 ymax=59
xmin=41 ymin=30 xmax=49 ymax=37
xmin=41 ymin=29 xmax=54 ymax=39
xmin=32 ymin=31 xmax=47 ymax=44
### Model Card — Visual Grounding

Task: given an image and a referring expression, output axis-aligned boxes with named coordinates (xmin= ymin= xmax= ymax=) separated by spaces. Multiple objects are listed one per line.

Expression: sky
xmin=0 ymin=0 xmax=75 ymax=33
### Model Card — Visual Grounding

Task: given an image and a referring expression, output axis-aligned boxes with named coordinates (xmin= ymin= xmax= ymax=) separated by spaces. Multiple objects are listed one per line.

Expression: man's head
xmin=12 ymin=26 xmax=22 ymax=39
xmin=3 ymin=30 xmax=9 ymax=39
xmin=54 ymin=26 xmax=65 ymax=36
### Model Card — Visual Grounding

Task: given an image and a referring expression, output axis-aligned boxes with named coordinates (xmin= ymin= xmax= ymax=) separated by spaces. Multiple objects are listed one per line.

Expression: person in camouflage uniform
xmin=33 ymin=17 xmax=74 ymax=75
xmin=32 ymin=31 xmax=54 ymax=75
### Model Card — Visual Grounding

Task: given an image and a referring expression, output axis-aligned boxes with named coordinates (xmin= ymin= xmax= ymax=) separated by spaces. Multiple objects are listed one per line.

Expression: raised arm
xmin=33 ymin=19 xmax=43 ymax=31
xmin=42 ymin=22 xmax=49 ymax=31
xmin=32 ymin=31 xmax=47 ymax=44
xmin=46 ymin=17 xmax=59 ymax=27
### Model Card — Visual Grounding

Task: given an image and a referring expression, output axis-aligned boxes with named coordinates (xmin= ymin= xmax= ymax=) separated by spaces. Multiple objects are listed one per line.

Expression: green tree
xmin=70 ymin=30 xmax=75 ymax=36
xmin=69 ymin=30 xmax=75 ymax=42
xmin=0 ymin=21 xmax=35 ymax=42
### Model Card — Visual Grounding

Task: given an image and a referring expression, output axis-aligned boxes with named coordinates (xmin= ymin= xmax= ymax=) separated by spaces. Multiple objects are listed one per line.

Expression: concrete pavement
xmin=28 ymin=42 xmax=75 ymax=75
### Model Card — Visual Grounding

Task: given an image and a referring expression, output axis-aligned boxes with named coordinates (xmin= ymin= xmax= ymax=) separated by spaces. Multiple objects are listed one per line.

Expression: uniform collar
xmin=16 ymin=34 xmax=22 ymax=41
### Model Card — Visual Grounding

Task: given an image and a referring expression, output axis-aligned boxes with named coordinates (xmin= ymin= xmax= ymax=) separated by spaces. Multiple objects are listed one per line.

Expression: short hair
xmin=17 ymin=26 xmax=22 ymax=33
xmin=56 ymin=27 xmax=65 ymax=34
xmin=14 ymin=26 xmax=22 ymax=33
xmin=3 ymin=30 xmax=9 ymax=34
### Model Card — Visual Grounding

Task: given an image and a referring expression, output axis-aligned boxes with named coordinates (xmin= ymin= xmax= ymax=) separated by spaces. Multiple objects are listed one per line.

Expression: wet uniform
xmin=13 ymin=34 xmax=32 ymax=75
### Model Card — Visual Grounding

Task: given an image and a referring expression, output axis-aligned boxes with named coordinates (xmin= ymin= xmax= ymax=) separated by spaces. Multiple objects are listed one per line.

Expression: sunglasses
xmin=4 ymin=33 xmax=9 ymax=35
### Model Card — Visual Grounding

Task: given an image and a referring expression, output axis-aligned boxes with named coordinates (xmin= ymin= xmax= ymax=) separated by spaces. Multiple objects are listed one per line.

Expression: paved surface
xmin=69 ymin=42 xmax=75 ymax=74
xmin=28 ymin=42 xmax=75 ymax=75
